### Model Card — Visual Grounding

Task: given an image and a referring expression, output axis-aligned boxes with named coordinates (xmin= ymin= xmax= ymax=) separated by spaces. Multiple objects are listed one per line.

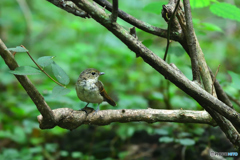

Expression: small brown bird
xmin=75 ymin=68 xmax=116 ymax=111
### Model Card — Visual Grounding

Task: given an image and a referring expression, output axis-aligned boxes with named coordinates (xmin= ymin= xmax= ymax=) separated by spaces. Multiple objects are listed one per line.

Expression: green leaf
xmin=52 ymin=85 xmax=71 ymax=97
xmin=0 ymin=130 xmax=12 ymax=138
xmin=9 ymin=66 xmax=41 ymax=75
xmin=6 ymin=46 xmax=28 ymax=52
xmin=155 ymin=129 xmax=169 ymax=135
xmin=143 ymin=2 xmax=166 ymax=15
xmin=193 ymin=127 xmax=205 ymax=136
xmin=51 ymin=61 xmax=70 ymax=85
xmin=37 ymin=56 xmax=54 ymax=67
xmin=190 ymin=0 xmax=211 ymax=9
xmin=60 ymin=151 xmax=69 ymax=157
xmin=178 ymin=138 xmax=195 ymax=146
xmin=159 ymin=136 xmax=174 ymax=143
xmin=228 ymin=71 xmax=240 ymax=90
xmin=12 ymin=126 xmax=27 ymax=144
xmin=71 ymin=152 xmax=83 ymax=158
xmin=45 ymin=143 xmax=58 ymax=153
xmin=149 ymin=92 xmax=164 ymax=101
xmin=210 ymin=2 xmax=240 ymax=22
xmin=118 ymin=151 xmax=130 ymax=159
xmin=201 ymin=22 xmax=223 ymax=32
xmin=28 ymin=146 xmax=43 ymax=154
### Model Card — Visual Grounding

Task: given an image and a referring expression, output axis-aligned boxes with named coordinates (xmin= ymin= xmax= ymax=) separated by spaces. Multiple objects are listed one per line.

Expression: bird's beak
xmin=99 ymin=72 xmax=105 ymax=75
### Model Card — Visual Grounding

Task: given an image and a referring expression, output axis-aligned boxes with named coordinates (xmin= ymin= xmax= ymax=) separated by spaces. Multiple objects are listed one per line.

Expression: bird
xmin=75 ymin=68 xmax=116 ymax=111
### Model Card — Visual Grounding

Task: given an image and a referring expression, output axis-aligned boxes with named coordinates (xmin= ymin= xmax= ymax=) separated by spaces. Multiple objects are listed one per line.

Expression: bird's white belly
xmin=76 ymin=80 xmax=103 ymax=103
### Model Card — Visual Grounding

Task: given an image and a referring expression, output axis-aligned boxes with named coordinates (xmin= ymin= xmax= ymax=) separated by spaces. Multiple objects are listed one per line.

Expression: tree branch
xmin=68 ymin=0 xmax=240 ymax=126
xmin=203 ymin=105 xmax=240 ymax=151
xmin=110 ymin=0 xmax=118 ymax=23
xmin=183 ymin=0 xmax=216 ymax=96
xmin=209 ymin=67 xmax=233 ymax=108
xmin=182 ymin=0 xmax=200 ymax=83
xmin=93 ymin=0 xmax=184 ymax=42
xmin=46 ymin=0 xmax=90 ymax=18
xmin=37 ymin=108 xmax=216 ymax=130
xmin=227 ymin=94 xmax=240 ymax=107
xmin=0 ymin=39 xmax=55 ymax=129
xmin=163 ymin=0 xmax=181 ymax=61
xmin=161 ymin=0 xmax=189 ymax=56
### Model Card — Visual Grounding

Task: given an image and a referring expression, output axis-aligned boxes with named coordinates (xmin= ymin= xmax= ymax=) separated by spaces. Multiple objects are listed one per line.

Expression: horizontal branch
xmin=37 ymin=108 xmax=216 ymax=130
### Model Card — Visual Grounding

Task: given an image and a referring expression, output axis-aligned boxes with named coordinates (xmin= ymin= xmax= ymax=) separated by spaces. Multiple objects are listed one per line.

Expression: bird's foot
xmin=92 ymin=105 xmax=100 ymax=116
xmin=79 ymin=106 xmax=94 ymax=115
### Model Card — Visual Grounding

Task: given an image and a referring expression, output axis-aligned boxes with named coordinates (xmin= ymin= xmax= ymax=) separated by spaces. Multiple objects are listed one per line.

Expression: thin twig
xmin=20 ymin=45 xmax=65 ymax=87
xmin=183 ymin=0 xmax=201 ymax=83
xmin=209 ymin=67 xmax=233 ymax=108
xmin=129 ymin=26 xmax=137 ymax=38
xmin=163 ymin=0 xmax=180 ymax=61
xmin=227 ymin=94 xmax=240 ymax=107
xmin=110 ymin=0 xmax=118 ymax=22
xmin=211 ymin=64 xmax=220 ymax=95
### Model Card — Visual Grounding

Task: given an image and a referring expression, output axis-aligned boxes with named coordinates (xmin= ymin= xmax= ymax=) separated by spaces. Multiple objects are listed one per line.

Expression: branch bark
xmin=182 ymin=0 xmax=200 ymax=82
xmin=183 ymin=0 xmax=216 ymax=96
xmin=37 ymin=108 xmax=215 ymax=130
xmin=46 ymin=0 xmax=90 ymax=18
xmin=209 ymin=67 xmax=233 ymax=108
xmin=110 ymin=0 xmax=118 ymax=23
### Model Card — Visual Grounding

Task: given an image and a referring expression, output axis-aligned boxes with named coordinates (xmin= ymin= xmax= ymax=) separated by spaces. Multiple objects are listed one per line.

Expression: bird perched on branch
xmin=75 ymin=68 xmax=116 ymax=111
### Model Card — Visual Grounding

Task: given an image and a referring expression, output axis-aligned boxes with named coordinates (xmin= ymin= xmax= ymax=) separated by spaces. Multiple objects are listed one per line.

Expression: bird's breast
xmin=76 ymin=79 xmax=103 ymax=103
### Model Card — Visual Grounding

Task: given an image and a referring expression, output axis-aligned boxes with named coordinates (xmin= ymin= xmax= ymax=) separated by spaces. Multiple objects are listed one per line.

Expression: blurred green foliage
xmin=0 ymin=0 xmax=240 ymax=159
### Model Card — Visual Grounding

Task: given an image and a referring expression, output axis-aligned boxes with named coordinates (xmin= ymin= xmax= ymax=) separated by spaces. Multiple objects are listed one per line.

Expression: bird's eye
xmin=91 ymin=72 xmax=95 ymax=75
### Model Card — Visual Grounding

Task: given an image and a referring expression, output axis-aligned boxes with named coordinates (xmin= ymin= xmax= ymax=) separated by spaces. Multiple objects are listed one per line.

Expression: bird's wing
xmin=95 ymin=81 xmax=116 ymax=106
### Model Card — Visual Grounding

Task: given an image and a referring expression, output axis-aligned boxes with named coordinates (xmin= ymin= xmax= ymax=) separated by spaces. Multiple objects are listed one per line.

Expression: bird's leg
xmin=92 ymin=103 xmax=100 ymax=116
xmin=96 ymin=103 xmax=100 ymax=112
xmin=85 ymin=103 xmax=89 ymax=108
xmin=79 ymin=102 xmax=89 ymax=112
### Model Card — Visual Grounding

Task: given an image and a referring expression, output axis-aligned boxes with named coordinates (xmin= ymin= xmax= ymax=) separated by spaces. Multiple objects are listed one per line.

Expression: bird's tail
xmin=100 ymin=88 xmax=116 ymax=106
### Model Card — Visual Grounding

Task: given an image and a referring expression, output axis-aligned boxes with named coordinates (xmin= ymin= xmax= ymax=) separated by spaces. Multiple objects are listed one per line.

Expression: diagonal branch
xmin=46 ymin=0 xmax=90 ymax=18
xmin=209 ymin=67 xmax=233 ymax=108
xmin=203 ymin=104 xmax=240 ymax=151
xmin=0 ymin=39 xmax=56 ymax=128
